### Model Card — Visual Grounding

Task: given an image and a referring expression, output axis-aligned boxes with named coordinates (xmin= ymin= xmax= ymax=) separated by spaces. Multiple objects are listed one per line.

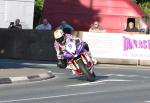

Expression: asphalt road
xmin=0 ymin=59 xmax=150 ymax=103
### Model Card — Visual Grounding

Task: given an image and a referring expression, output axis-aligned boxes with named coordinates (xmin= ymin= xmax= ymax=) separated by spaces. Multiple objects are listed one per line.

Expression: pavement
xmin=0 ymin=68 xmax=55 ymax=84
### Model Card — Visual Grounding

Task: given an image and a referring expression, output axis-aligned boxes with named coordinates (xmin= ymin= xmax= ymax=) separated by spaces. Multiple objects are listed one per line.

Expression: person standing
xmin=124 ymin=21 xmax=139 ymax=32
xmin=89 ymin=21 xmax=105 ymax=32
xmin=14 ymin=19 xmax=22 ymax=29
xmin=35 ymin=18 xmax=52 ymax=30
xmin=57 ymin=20 xmax=74 ymax=34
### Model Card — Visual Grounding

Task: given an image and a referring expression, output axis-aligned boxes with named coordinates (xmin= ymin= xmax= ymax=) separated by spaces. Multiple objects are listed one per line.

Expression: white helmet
xmin=54 ymin=29 xmax=64 ymax=39
xmin=54 ymin=29 xmax=65 ymax=43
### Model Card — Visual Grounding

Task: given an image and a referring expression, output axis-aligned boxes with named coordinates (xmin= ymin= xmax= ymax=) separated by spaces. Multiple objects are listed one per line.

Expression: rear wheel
xmin=76 ymin=59 xmax=95 ymax=82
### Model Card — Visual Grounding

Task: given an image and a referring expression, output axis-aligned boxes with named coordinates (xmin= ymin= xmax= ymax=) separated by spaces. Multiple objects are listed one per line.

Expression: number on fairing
xmin=68 ymin=44 xmax=72 ymax=49
xmin=66 ymin=42 xmax=76 ymax=53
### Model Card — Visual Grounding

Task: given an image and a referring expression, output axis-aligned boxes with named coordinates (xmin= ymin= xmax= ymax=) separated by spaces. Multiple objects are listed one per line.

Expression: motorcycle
xmin=63 ymin=38 xmax=96 ymax=82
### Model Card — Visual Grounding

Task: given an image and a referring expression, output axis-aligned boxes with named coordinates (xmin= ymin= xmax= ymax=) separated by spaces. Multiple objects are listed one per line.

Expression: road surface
xmin=0 ymin=60 xmax=150 ymax=103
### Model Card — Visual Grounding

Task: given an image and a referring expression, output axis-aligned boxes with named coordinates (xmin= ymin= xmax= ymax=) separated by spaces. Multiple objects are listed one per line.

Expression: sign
xmin=82 ymin=32 xmax=150 ymax=60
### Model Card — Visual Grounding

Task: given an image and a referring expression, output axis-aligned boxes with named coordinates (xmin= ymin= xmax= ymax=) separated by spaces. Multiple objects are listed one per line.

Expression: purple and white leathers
xmin=54 ymin=29 xmax=73 ymax=60
xmin=53 ymin=29 xmax=95 ymax=81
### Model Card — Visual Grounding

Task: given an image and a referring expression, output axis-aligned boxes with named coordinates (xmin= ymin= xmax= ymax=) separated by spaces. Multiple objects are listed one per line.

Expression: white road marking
xmin=95 ymin=65 xmax=150 ymax=70
xmin=66 ymin=79 xmax=132 ymax=87
xmin=105 ymin=74 xmax=150 ymax=78
xmin=0 ymin=91 xmax=104 ymax=103
xmin=106 ymin=74 xmax=137 ymax=77
xmin=145 ymin=101 xmax=150 ymax=103
xmin=52 ymin=72 xmax=65 ymax=75
xmin=22 ymin=63 xmax=56 ymax=66
xmin=0 ymin=61 xmax=56 ymax=67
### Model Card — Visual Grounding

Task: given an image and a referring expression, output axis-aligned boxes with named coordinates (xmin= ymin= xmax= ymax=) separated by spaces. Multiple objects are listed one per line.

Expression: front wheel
xmin=76 ymin=59 xmax=95 ymax=82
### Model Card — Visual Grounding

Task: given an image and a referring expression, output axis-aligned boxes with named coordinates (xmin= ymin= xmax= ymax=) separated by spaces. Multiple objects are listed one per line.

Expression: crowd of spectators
xmin=33 ymin=19 xmax=105 ymax=34
xmin=8 ymin=18 xmax=148 ymax=34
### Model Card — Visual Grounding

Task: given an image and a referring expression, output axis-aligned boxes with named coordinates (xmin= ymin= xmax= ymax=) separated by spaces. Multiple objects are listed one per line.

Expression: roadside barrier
xmin=0 ymin=29 xmax=57 ymax=61
xmin=0 ymin=29 xmax=150 ymax=66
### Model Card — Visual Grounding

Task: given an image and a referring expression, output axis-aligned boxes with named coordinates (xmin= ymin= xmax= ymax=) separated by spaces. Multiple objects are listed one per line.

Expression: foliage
xmin=133 ymin=0 xmax=150 ymax=17
xmin=134 ymin=0 xmax=150 ymax=4
xmin=34 ymin=0 xmax=44 ymax=28
xmin=139 ymin=2 xmax=150 ymax=16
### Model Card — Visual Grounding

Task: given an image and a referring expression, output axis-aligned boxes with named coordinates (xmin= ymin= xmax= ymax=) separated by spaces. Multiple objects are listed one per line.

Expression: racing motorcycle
xmin=63 ymin=38 xmax=96 ymax=82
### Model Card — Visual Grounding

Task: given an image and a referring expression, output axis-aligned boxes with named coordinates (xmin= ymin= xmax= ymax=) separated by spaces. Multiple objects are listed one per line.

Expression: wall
xmin=0 ymin=29 xmax=57 ymax=61
xmin=0 ymin=0 xmax=34 ymax=29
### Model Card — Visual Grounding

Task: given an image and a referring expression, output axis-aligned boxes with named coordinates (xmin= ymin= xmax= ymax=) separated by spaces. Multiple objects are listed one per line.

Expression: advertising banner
xmin=82 ymin=32 xmax=150 ymax=60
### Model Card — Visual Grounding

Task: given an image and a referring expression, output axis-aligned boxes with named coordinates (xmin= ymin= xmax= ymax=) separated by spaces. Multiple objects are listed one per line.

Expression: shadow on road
xmin=0 ymin=59 xmax=55 ymax=69
xmin=69 ymin=74 xmax=109 ymax=81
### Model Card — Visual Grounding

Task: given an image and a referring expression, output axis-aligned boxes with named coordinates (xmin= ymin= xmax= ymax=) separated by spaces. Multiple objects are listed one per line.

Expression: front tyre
xmin=76 ymin=59 xmax=95 ymax=82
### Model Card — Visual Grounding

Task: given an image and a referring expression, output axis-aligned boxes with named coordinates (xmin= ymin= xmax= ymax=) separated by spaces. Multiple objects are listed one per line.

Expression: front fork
xmin=68 ymin=53 xmax=94 ymax=75
xmin=81 ymin=53 xmax=94 ymax=68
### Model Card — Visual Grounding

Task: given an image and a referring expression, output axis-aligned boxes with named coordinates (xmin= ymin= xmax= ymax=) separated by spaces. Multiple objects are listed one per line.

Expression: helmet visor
xmin=56 ymin=36 xmax=65 ymax=43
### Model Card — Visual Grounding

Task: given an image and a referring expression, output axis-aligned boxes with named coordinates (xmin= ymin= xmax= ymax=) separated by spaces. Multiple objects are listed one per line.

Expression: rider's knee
xmin=57 ymin=59 xmax=67 ymax=69
xmin=83 ymin=42 xmax=89 ymax=51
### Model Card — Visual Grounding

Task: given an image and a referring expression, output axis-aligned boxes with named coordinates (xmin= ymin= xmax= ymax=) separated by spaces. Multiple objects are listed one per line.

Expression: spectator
xmin=8 ymin=22 xmax=15 ymax=29
xmin=35 ymin=18 xmax=52 ymax=30
xmin=8 ymin=19 xmax=22 ymax=30
xmin=14 ymin=19 xmax=22 ymax=29
xmin=89 ymin=21 xmax=105 ymax=32
xmin=124 ymin=21 xmax=139 ymax=33
xmin=57 ymin=20 xmax=74 ymax=34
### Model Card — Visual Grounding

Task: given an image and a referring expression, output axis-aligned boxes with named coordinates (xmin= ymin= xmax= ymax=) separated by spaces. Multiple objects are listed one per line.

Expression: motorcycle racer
xmin=53 ymin=29 xmax=97 ymax=69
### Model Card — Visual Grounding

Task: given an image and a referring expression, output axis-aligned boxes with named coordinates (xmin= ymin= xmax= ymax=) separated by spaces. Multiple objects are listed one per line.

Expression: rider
xmin=53 ymin=29 xmax=95 ymax=69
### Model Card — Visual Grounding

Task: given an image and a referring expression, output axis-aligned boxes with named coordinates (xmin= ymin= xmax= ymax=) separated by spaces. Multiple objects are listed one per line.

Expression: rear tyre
xmin=76 ymin=59 xmax=95 ymax=82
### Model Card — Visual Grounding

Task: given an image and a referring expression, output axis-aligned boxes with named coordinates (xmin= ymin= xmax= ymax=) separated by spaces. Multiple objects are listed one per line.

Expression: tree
xmin=134 ymin=0 xmax=150 ymax=4
xmin=133 ymin=0 xmax=150 ymax=17
xmin=139 ymin=2 xmax=150 ymax=16
xmin=34 ymin=0 xmax=44 ymax=28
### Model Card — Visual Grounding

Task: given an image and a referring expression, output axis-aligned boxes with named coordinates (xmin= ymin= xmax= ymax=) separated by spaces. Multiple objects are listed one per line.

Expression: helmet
xmin=54 ymin=29 xmax=65 ymax=44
